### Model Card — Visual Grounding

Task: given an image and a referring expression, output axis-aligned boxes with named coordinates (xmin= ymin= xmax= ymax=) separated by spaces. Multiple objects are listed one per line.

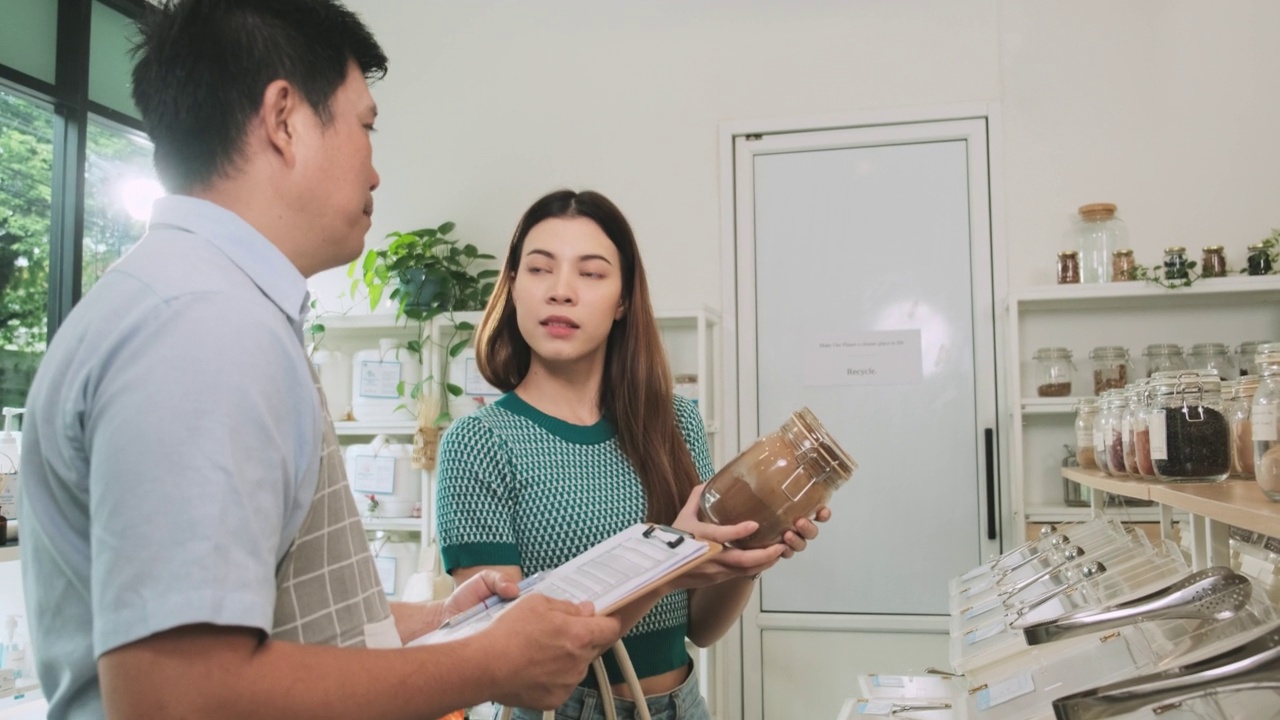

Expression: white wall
xmin=314 ymin=0 xmax=1280 ymax=311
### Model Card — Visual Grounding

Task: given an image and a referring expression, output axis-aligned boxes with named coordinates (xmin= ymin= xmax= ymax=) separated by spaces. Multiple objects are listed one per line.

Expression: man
xmin=19 ymin=1 xmax=621 ymax=718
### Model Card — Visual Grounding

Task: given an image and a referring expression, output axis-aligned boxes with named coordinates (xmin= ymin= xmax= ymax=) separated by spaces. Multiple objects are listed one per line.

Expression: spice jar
xmin=1089 ymin=345 xmax=1130 ymax=395
xmin=1251 ymin=343 xmax=1280 ymax=500
xmin=1201 ymin=246 xmax=1227 ymax=278
xmin=1032 ymin=347 xmax=1074 ymax=397
xmin=1056 ymin=250 xmax=1081 ymax=284
xmin=1148 ymin=371 xmax=1230 ymax=483
xmin=1162 ymin=246 xmax=1189 ymax=280
xmin=1142 ymin=343 xmax=1187 ymax=377
xmin=1063 ymin=444 xmax=1092 ymax=507
xmin=1246 ymin=243 xmax=1273 ymax=276
xmin=1074 ymin=398 xmax=1099 ymax=470
xmin=1095 ymin=390 xmax=1128 ymax=477
xmin=1236 ymin=340 xmax=1273 ymax=377
xmin=1131 ymin=381 xmax=1157 ymax=479
xmin=700 ymin=407 xmax=856 ymax=548
xmin=1072 ymin=203 xmax=1129 ymax=284
xmin=1111 ymin=249 xmax=1136 ymax=282
xmin=1228 ymin=376 xmax=1258 ymax=479
xmin=1186 ymin=342 xmax=1234 ymax=378
xmin=1121 ymin=381 xmax=1151 ymax=478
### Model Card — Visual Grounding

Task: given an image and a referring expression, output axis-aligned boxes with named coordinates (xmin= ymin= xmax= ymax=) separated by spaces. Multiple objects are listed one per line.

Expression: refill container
xmin=0 ymin=408 xmax=22 ymax=521
xmin=310 ymin=348 xmax=351 ymax=420
xmin=1251 ymin=343 xmax=1280 ymax=500
xmin=1071 ymin=203 xmax=1129 ymax=284
xmin=350 ymin=338 xmax=421 ymax=422
xmin=700 ymin=407 xmax=856 ymax=549
xmin=368 ymin=531 xmax=420 ymax=599
xmin=345 ymin=435 xmax=421 ymax=517
xmin=1186 ymin=342 xmax=1234 ymax=378
xmin=1032 ymin=347 xmax=1074 ymax=397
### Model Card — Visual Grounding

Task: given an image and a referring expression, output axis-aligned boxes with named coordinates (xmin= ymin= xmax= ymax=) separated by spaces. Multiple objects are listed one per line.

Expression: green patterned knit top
xmin=436 ymin=391 xmax=713 ymax=687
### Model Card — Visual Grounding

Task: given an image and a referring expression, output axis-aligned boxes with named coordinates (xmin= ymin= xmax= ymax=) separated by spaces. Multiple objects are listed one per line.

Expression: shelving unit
xmin=0 ymin=680 xmax=39 ymax=702
xmin=1007 ymin=275 xmax=1280 ymax=527
xmin=0 ymin=547 xmax=18 ymax=564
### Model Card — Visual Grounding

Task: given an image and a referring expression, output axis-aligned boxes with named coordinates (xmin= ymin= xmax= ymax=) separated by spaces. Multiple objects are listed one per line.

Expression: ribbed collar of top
xmin=148 ymin=194 xmax=310 ymax=336
xmin=495 ymin=392 xmax=616 ymax=445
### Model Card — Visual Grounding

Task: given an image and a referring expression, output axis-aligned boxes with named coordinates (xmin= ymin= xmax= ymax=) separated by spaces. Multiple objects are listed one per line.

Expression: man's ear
xmin=261 ymin=79 xmax=301 ymax=165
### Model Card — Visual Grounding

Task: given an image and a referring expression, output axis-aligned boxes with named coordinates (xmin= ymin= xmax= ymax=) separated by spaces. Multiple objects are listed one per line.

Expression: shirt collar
xmin=147 ymin=195 xmax=310 ymax=330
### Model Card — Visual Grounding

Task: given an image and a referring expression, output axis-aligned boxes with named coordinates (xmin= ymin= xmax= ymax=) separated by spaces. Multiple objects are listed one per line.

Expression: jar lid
xmin=1112 ymin=248 xmax=1134 ymax=257
xmin=1078 ymin=203 xmax=1116 ymax=219
xmin=1057 ymin=249 xmax=1079 ymax=258
xmin=1256 ymin=342 xmax=1280 ymax=368
xmin=1032 ymin=346 xmax=1073 ymax=359
xmin=1188 ymin=342 xmax=1230 ymax=356
xmin=1074 ymin=397 xmax=1099 ymax=410
xmin=1142 ymin=343 xmax=1184 ymax=357
xmin=1248 ymin=243 xmax=1266 ymax=251
xmin=1236 ymin=375 xmax=1261 ymax=396
xmin=1089 ymin=345 xmax=1129 ymax=360
xmin=1163 ymin=246 xmax=1187 ymax=254
xmin=1149 ymin=370 xmax=1221 ymax=394
xmin=1236 ymin=340 xmax=1273 ymax=354
xmin=1202 ymin=245 xmax=1224 ymax=252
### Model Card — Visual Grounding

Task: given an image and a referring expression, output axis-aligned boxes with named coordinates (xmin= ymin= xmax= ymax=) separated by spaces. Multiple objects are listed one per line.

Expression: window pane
xmin=0 ymin=87 xmax=52 ymax=407
xmin=0 ymin=0 xmax=58 ymax=84
xmin=83 ymin=117 xmax=160 ymax=296
xmin=89 ymin=1 xmax=142 ymax=119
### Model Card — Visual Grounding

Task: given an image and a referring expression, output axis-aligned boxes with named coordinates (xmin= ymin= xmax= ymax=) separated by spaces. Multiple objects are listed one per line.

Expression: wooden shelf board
xmin=1148 ymin=480 xmax=1280 ymax=538
xmin=1060 ymin=467 xmax=1163 ymax=501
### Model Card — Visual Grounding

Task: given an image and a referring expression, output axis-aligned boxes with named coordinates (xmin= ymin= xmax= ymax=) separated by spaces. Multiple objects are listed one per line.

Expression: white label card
xmin=964 ymin=596 xmax=1003 ymax=620
xmin=975 ymin=672 xmax=1035 ymax=711
xmin=463 ymin=357 xmax=502 ymax=396
xmin=963 ymin=577 xmax=995 ymax=597
xmin=358 ymin=360 xmax=402 ymax=399
xmin=855 ymin=700 xmax=895 ymax=716
xmin=803 ymin=330 xmax=924 ymax=387
xmin=352 ymin=455 xmax=396 ymax=494
xmin=374 ymin=556 xmax=397 ymax=595
xmin=1092 ymin=429 xmax=1103 ymax=451
xmin=960 ymin=565 xmax=991 ymax=582
xmin=1147 ymin=410 xmax=1168 ymax=461
xmin=964 ymin=618 xmax=1005 ymax=645
xmin=870 ymin=675 xmax=906 ymax=688
xmin=1254 ymin=405 xmax=1279 ymax=442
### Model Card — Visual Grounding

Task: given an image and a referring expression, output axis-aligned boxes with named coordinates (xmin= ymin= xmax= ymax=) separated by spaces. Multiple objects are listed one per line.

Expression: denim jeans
xmin=499 ymin=663 xmax=710 ymax=720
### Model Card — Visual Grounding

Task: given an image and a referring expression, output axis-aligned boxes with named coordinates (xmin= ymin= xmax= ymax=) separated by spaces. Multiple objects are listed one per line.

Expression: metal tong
xmin=1015 ymin=566 xmax=1252 ymax=646
xmin=1051 ymin=621 xmax=1280 ymax=720
xmin=998 ymin=546 xmax=1086 ymax=599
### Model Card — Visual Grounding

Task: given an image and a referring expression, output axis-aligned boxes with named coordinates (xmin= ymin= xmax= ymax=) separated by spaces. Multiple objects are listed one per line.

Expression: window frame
xmin=0 ymin=0 xmax=148 ymax=340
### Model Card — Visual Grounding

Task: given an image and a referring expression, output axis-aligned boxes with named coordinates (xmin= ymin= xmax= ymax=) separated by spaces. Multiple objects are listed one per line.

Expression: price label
xmin=352 ymin=455 xmax=396 ymax=494
xmin=975 ymin=672 xmax=1035 ymax=710
xmin=855 ymin=700 xmax=895 ymax=716
xmin=358 ymin=360 xmax=402 ymax=399
xmin=964 ymin=596 xmax=1003 ymax=620
xmin=1147 ymin=410 xmax=1168 ymax=461
xmin=1254 ymin=404 xmax=1279 ymax=442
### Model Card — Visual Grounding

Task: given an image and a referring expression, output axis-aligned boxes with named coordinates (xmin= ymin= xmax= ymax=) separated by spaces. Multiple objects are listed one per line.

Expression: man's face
xmin=292 ymin=62 xmax=380 ymax=275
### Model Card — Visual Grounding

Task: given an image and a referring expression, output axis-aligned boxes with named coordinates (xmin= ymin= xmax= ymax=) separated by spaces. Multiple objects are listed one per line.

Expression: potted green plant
xmin=348 ymin=222 xmax=499 ymax=425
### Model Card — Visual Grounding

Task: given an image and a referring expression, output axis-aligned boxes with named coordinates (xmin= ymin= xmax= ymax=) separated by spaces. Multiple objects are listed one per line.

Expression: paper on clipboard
xmin=408 ymin=524 xmax=721 ymax=646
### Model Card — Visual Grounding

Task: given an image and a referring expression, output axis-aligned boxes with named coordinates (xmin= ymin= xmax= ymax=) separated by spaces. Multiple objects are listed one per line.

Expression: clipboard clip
xmin=643 ymin=524 xmax=692 ymax=548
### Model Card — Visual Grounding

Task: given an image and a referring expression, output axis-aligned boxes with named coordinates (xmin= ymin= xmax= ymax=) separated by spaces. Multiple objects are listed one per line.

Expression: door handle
xmin=984 ymin=428 xmax=997 ymax=540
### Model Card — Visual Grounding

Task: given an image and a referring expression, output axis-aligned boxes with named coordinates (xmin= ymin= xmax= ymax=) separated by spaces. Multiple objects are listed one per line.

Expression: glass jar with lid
xmin=1227 ymin=377 xmax=1257 ymax=479
xmin=1089 ymin=345 xmax=1130 ymax=395
xmin=1246 ymin=243 xmax=1274 ymax=276
xmin=1121 ymin=381 xmax=1150 ymax=478
xmin=700 ymin=407 xmax=857 ymax=548
xmin=1094 ymin=389 xmax=1128 ymax=477
xmin=1131 ymin=381 xmax=1157 ymax=479
xmin=1162 ymin=246 xmax=1190 ymax=280
xmin=1142 ymin=343 xmax=1188 ymax=377
xmin=1071 ymin=203 xmax=1129 ymax=284
xmin=1200 ymin=246 xmax=1228 ymax=278
xmin=1073 ymin=398 xmax=1099 ymax=470
xmin=1110 ymin=249 xmax=1136 ymax=282
xmin=1236 ymin=340 xmax=1273 ymax=377
xmin=1148 ymin=371 xmax=1230 ymax=483
xmin=1056 ymin=250 xmax=1080 ymax=284
xmin=1186 ymin=342 xmax=1234 ymax=378
xmin=1251 ymin=343 xmax=1280 ymax=500
xmin=1032 ymin=347 xmax=1074 ymax=397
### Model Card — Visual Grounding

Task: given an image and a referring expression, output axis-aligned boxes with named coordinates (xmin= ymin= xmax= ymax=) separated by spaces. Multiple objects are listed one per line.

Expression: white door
xmin=730 ymin=116 xmax=1002 ymax=718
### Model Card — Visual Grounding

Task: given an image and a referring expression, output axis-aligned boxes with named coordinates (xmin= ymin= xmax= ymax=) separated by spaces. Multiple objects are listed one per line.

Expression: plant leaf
xmin=454 ymin=321 xmax=475 ymax=331
xmin=446 ymin=382 xmax=464 ymax=397
xmin=439 ymin=221 xmax=456 ymax=236
xmin=449 ymin=338 xmax=470 ymax=358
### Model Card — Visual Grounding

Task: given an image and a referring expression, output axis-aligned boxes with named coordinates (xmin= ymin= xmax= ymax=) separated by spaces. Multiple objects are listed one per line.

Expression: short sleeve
xmin=86 ymin=293 xmax=317 ymax=657
xmin=673 ymin=395 xmax=715 ymax=482
xmin=436 ymin=413 xmax=521 ymax=572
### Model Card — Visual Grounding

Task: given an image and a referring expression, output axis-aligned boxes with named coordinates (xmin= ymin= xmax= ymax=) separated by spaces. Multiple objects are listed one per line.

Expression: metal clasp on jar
xmin=1174 ymin=371 xmax=1207 ymax=423
xmin=780 ymin=447 xmax=827 ymax=501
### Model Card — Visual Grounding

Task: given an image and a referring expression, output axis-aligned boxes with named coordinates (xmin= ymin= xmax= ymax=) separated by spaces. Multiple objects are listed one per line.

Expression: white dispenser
xmin=344 ymin=434 xmax=421 ymax=518
xmin=310 ymin=348 xmax=351 ymax=420
xmin=0 ymin=408 xmax=23 ymax=520
xmin=350 ymin=338 xmax=420 ymax=422
xmin=368 ymin=531 xmax=420 ymax=600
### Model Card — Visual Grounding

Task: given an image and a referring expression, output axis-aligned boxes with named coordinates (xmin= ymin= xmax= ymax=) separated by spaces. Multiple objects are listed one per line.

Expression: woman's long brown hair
xmin=475 ymin=189 xmax=700 ymax=524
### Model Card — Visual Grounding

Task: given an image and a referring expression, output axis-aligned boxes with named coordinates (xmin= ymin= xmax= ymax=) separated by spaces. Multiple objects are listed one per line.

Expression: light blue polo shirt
xmin=20 ymin=195 xmax=324 ymax=720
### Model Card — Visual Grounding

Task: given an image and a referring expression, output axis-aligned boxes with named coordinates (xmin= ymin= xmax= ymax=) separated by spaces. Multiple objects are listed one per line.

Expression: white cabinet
xmin=1006 ymin=275 xmax=1280 ymax=526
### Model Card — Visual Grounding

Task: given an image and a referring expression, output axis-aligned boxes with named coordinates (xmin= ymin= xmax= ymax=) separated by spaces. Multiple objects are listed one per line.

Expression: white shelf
xmin=333 ymin=421 xmax=418 ymax=436
xmin=0 ymin=681 xmax=38 ymax=701
xmin=1019 ymin=397 xmax=1078 ymax=415
xmin=360 ymin=517 xmax=422 ymax=532
xmin=307 ymin=312 xmax=416 ymax=332
xmin=0 ymin=546 xmax=18 ymax=563
xmin=1009 ymin=274 xmax=1280 ymax=309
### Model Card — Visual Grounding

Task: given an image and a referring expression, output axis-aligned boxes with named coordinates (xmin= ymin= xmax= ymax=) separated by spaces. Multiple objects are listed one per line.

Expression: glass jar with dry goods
xmin=1111 ymin=249 xmax=1136 ymax=282
xmin=1121 ymin=381 xmax=1151 ymax=479
xmin=1147 ymin=371 xmax=1230 ymax=483
xmin=1236 ymin=340 xmax=1272 ymax=378
xmin=1250 ymin=343 xmax=1280 ymax=501
xmin=1094 ymin=389 xmax=1128 ymax=477
xmin=1228 ymin=376 xmax=1258 ymax=479
xmin=1186 ymin=342 xmax=1234 ymax=378
xmin=1246 ymin=243 xmax=1274 ymax=276
xmin=1074 ymin=398 xmax=1099 ymax=470
xmin=1143 ymin=343 xmax=1187 ymax=377
xmin=1032 ymin=347 xmax=1075 ymax=397
xmin=1072 ymin=203 xmax=1129 ymax=284
xmin=1200 ymin=246 xmax=1228 ymax=278
xmin=1162 ymin=246 xmax=1190 ymax=280
xmin=700 ymin=407 xmax=857 ymax=547
xmin=1056 ymin=250 xmax=1081 ymax=284
xmin=1089 ymin=345 xmax=1130 ymax=395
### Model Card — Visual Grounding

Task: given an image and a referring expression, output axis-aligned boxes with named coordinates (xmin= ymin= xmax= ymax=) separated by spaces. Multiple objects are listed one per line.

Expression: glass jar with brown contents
xmin=1073 ymin=398 xmax=1099 ymax=470
xmin=700 ymin=407 xmax=857 ymax=548
xmin=1032 ymin=346 xmax=1075 ymax=397
xmin=1227 ymin=377 xmax=1257 ymax=479
xmin=1089 ymin=345 xmax=1130 ymax=395
xmin=1057 ymin=250 xmax=1080 ymax=284
xmin=1111 ymin=249 xmax=1136 ymax=282
xmin=1201 ymin=245 xmax=1227 ymax=278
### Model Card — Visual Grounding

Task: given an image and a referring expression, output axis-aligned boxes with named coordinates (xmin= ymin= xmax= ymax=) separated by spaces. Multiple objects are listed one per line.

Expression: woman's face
xmin=511 ymin=216 xmax=625 ymax=369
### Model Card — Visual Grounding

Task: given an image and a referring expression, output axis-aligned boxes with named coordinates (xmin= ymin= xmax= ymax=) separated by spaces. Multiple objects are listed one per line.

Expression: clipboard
xmin=408 ymin=523 xmax=722 ymax=646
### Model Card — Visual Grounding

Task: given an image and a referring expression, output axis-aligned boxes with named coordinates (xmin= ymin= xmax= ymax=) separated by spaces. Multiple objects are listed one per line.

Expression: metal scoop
xmin=998 ymin=546 xmax=1086 ymax=598
xmin=1016 ymin=566 xmax=1252 ymax=646
xmin=1051 ymin=621 xmax=1280 ymax=720
xmin=987 ymin=523 xmax=1059 ymax=573
xmin=1008 ymin=561 xmax=1106 ymax=619
xmin=994 ymin=534 xmax=1071 ymax=580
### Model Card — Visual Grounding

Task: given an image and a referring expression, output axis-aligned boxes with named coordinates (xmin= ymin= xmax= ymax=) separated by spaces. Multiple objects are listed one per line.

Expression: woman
xmin=436 ymin=189 xmax=827 ymax=720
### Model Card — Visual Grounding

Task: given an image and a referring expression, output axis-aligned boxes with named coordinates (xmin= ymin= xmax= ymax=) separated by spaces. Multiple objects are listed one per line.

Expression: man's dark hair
xmin=131 ymin=0 xmax=388 ymax=193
